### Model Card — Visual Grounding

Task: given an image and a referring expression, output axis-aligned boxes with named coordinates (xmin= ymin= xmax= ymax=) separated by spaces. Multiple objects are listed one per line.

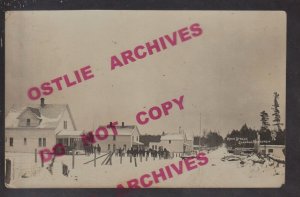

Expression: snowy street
xmin=6 ymin=146 xmax=284 ymax=188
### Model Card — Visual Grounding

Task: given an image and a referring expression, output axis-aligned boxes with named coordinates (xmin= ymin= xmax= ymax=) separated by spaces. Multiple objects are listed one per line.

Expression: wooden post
xmin=41 ymin=156 xmax=44 ymax=167
xmin=35 ymin=149 xmax=37 ymax=163
xmin=130 ymin=155 xmax=132 ymax=163
xmin=140 ymin=155 xmax=142 ymax=162
xmin=120 ymin=155 xmax=122 ymax=164
xmin=94 ymin=148 xmax=96 ymax=167
xmin=12 ymin=159 xmax=15 ymax=180
xmin=109 ymin=154 xmax=112 ymax=165
xmin=146 ymin=156 xmax=148 ymax=162
xmin=134 ymin=157 xmax=137 ymax=167
xmin=72 ymin=149 xmax=75 ymax=169
xmin=5 ymin=159 xmax=11 ymax=184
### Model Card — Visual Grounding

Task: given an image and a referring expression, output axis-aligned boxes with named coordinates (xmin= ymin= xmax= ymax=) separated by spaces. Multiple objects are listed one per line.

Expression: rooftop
xmin=5 ymin=103 xmax=74 ymax=130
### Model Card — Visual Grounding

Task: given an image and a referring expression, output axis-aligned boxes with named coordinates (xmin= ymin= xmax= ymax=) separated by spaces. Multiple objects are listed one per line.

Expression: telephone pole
xmin=199 ymin=113 xmax=201 ymax=150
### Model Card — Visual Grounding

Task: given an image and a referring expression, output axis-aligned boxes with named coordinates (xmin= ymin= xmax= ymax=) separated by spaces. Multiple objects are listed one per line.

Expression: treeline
xmin=225 ymin=124 xmax=285 ymax=148
xmin=225 ymin=124 xmax=257 ymax=148
xmin=225 ymin=92 xmax=285 ymax=148
xmin=139 ymin=135 xmax=161 ymax=147
xmin=194 ymin=131 xmax=223 ymax=147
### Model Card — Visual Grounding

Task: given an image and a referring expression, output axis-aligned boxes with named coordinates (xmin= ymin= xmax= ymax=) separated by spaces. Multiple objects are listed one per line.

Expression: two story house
xmin=5 ymin=98 xmax=77 ymax=153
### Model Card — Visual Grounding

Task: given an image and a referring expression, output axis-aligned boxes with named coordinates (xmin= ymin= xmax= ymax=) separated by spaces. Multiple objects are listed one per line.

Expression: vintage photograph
xmin=4 ymin=11 xmax=286 ymax=188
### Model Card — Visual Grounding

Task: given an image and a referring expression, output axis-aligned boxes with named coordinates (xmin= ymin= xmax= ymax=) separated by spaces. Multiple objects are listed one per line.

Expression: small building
xmin=5 ymin=98 xmax=78 ymax=153
xmin=92 ymin=123 xmax=144 ymax=152
xmin=257 ymin=144 xmax=285 ymax=160
xmin=185 ymin=134 xmax=194 ymax=152
xmin=148 ymin=131 xmax=194 ymax=154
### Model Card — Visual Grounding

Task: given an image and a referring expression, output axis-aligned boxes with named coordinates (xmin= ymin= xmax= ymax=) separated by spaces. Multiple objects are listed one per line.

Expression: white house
xmin=92 ymin=123 xmax=144 ymax=152
xmin=5 ymin=98 xmax=77 ymax=153
xmin=185 ymin=134 xmax=194 ymax=152
xmin=148 ymin=131 xmax=194 ymax=153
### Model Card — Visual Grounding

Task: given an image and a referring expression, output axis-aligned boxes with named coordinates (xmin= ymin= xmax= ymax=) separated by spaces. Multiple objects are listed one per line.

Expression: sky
xmin=5 ymin=11 xmax=286 ymax=137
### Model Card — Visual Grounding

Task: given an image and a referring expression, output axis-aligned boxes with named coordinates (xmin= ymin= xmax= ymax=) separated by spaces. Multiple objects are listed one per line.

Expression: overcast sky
xmin=5 ymin=11 xmax=286 ymax=137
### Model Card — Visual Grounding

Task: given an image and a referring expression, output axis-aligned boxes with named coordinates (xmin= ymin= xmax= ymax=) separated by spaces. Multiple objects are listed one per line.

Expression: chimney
xmin=110 ymin=122 xmax=113 ymax=127
xmin=40 ymin=98 xmax=45 ymax=108
xmin=122 ymin=122 xmax=125 ymax=127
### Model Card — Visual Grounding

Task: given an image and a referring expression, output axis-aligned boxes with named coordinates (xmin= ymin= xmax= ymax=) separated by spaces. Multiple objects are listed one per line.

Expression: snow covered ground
xmin=5 ymin=146 xmax=284 ymax=188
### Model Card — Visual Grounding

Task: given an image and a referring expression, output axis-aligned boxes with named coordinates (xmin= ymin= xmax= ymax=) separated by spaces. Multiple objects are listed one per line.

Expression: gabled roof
xmin=91 ymin=125 xmax=140 ymax=136
xmin=5 ymin=104 xmax=76 ymax=130
xmin=27 ymin=107 xmax=41 ymax=119
xmin=111 ymin=125 xmax=140 ymax=136
xmin=57 ymin=130 xmax=84 ymax=136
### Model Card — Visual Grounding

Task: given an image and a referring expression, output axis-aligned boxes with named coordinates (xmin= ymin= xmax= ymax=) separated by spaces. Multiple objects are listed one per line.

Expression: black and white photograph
xmin=4 ymin=10 xmax=286 ymax=188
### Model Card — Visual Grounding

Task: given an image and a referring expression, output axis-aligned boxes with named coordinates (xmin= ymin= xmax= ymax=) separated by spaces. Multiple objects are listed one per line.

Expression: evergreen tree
xmin=272 ymin=92 xmax=283 ymax=131
xmin=260 ymin=110 xmax=270 ymax=131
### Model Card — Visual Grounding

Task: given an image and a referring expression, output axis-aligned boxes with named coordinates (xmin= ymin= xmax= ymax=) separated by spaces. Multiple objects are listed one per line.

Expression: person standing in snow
xmin=97 ymin=144 xmax=101 ymax=155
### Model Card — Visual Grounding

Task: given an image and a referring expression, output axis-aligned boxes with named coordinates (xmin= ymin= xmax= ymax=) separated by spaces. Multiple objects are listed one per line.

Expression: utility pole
xmin=199 ymin=113 xmax=201 ymax=150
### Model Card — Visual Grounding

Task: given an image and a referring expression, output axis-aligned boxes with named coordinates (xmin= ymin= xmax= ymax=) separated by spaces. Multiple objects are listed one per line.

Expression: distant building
xmin=185 ymin=134 xmax=194 ymax=152
xmin=148 ymin=132 xmax=193 ymax=153
xmin=257 ymin=145 xmax=285 ymax=160
xmin=92 ymin=123 xmax=144 ymax=152
xmin=5 ymin=98 xmax=78 ymax=153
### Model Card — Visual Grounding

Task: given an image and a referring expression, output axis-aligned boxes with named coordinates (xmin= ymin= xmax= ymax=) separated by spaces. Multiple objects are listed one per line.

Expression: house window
xmin=43 ymin=138 xmax=46 ymax=147
xmin=38 ymin=138 xmax=42 ymax=147
xmin=9 ymin=138 xmax=13 ymax=147
xmin=268 ymin=149 xmax=274 ymax=153
xmin=38 ymin=138 xmax=46 ymax=147
xmin=123 ymin=144 xmax=126 ymax=150
xmin=136 ymin=136 xmax=138 ymax=141
xmin=155 ymin=145 xmax=157 ymax=150
xmin=152 ymin=145 xmax=154 ymax=149
xmin=113 ymin=135 xmax=116 ymax=141
xmin=64 ymin=121 xmax=67 ymax=129
xmin=169 ymin=140 xmax=171 ymax=144
xmin=26 ymin=119 xmax=30 ymax=126
xmin=108 ymin=144 xmax=110 ymax=150
xmin=113 ymin=144 xmax=116 ymax=151
xmin=132 ymin=136 xmax=134 ymax=142
xmin=24 ymin=138 xmax=27 ymax=145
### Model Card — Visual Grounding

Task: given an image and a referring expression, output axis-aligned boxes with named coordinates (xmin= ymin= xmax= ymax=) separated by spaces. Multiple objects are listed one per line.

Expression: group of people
xmin=124 ymin=147 xmax=170 ymax=159
xmin=83 ymin=144 xmax=170 ymax=159
xmin=83 ymin=144 xmax=101 ymax=155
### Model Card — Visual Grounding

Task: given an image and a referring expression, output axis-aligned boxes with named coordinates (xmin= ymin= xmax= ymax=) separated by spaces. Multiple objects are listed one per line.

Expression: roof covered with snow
xmin=94 ymin=125 xmax=140 ymax=136
xmin=56 ymin=130 xmax=84 ymax=136
xmin=5 ymin=104 xmax=75 ymax=129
